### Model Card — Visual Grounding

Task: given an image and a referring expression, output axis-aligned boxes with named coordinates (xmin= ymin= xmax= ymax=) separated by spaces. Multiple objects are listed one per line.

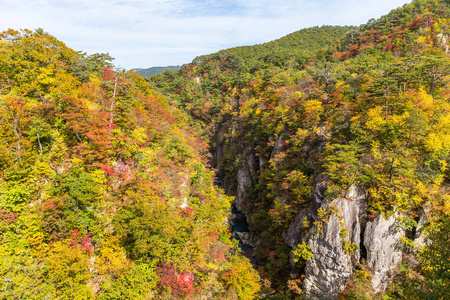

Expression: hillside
xmin=151 ymin=0 xmax=450 ymax=298
xmin=196 ymin=25 xmax=356 ymax=65
xmin=0 ymin=29 xmax=260 ymax=299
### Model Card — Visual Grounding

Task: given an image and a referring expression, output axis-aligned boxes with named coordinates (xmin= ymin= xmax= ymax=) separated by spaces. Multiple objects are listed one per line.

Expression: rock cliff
xmin=284 ymin=182 xmax=412 ymax=298
xmin=364 ymin=212 xmax=404 ymax=292
xmin=302 ymin=196 xmax=363 ymax=299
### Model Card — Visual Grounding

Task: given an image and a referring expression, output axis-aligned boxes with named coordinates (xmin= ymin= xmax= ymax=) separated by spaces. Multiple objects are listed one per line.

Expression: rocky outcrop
xmin=284 ymin=180 xmax=369 ymax=299
xmin=285 ymin=180 xmax=410 ymax=297
xmin=438 ymin=33 xmax=449 ymax=54
xmin=346 ymin=184 xmax=367 ymax=203
xmin=364 ymin=213 xmax=404 ymax=293
xmin=270 ymin=133 xmax=285 ymax=159
xmin=284 ymin=208 xmax=312 ymax=249
xmin=302 ymin=197 xmax=363 ymax=300
xmin=302 ymin=212 xmax=350 ymax=299
xmin=414 ymin=207 xmax=429 ymax=248
xmin=236 ymin=150 xmax=256 ymax=213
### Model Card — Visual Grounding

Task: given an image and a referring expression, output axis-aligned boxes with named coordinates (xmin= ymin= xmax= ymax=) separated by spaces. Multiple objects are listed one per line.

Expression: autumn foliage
xmin=0 ymin=29 xmax=260 ymax=299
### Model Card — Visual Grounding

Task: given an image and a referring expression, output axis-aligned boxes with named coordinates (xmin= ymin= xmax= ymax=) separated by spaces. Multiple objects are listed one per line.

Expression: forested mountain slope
xmin=151 ymin=0 xmax=450 ymax=298
xmin=0 ymin=29 xmax=260 ymax=299
xmin=134 ymin=66 xmax=182 ymax=78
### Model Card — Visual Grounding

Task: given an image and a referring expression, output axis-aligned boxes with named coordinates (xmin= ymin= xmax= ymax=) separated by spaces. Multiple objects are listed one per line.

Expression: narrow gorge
xmin=151 ymin=0 xmax=450 ymax=297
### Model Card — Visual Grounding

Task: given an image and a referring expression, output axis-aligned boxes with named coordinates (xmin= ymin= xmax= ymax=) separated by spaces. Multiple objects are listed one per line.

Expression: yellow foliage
xmin=90 ymin=168 xmax=107 ymax=195
xmin=89 ymin=73 xmax=101 ymax=85
xmin=366 ymin=106 xmax=384 ymax=130
xmin=37 ymin=67 xmax=55 ymax=86
xmin=443 ymin=194 xmax=450 ymax=215
xmin=304 ymin=99 xmax=323 ymax=113
xmin=44 ymin=239 xmax=94 ymax=298
xmin=96 ymin=239 xmax=131 ymax=278
xmin=222 ymin=255 xmax=261 ymax=300
xmin=417 ymin=89 xmax=434 ymax=111
xmin=336 ymin=80 xmax=350 ymax=90
xmin=424 ymin=132 xmax=450 ymax=154
xmin=131 ymin=127 xmax=148 ymax=145
xmin=387 ymin=111 xmax=409 ymax=126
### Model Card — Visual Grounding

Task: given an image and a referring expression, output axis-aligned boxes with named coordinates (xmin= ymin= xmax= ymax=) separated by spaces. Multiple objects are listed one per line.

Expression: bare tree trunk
xmin=36 ymin=133 xmax=43 ymax=155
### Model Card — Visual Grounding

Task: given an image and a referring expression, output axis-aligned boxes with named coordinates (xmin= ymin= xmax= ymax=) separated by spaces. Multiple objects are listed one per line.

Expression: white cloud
xmin=0 ymin=0 xmax=412 ymax=69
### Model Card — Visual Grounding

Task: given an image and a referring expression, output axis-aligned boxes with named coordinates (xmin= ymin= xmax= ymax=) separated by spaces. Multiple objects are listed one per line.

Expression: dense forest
xmin=1 ymin=0 xmax=449 ymax=299
xmin=0 ymin=29 xmax=260 ymax=299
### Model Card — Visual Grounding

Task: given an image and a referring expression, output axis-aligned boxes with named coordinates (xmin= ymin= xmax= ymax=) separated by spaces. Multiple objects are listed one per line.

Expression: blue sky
xmin=1 ymin=0 xmax=412 ymax=69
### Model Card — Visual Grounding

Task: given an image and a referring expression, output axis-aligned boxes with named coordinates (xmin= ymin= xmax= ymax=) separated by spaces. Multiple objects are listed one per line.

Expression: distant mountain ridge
xmin=134 ymin=65 xmax=181 ymax=77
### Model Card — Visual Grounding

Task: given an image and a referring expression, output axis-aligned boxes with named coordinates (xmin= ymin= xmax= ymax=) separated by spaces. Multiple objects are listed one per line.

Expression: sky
xmin=1 ymin=0 xmax=412 ymax=70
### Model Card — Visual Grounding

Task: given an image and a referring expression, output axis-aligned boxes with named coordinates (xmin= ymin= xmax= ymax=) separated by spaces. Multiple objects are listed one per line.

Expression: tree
xmin=419 ymin=52 xmax=450 ymax=95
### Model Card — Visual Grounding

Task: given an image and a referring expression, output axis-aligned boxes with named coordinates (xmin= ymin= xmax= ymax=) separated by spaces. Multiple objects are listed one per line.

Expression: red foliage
xmin=157 ymin=264 xmax=195 ymax=297
xmin=177 ymin=272 xmax=194 ymax=291
xmin=345 ymin=44 xmax=360 ymax=59
xmin=368 ymin=212 xmax=378 ymax=220
xmin=342 ymin=279 xmax=356 ymax=295
xmin=70 ymin=229 xmax=81 ymax=248
xmin=181 ymin=207 xmax=193 ymax=217
xmin=0 ymin=209 xmax=18 ymax=224
xmin=382 ymin=43 xmax=395 ymax=52
xmin=333 ymin=51 xmax=345 ymax=61
xmin=81 ymin=234 xmax=94 ymax=253
xmin=102 ymin=165 xmax=117 ymax=177
xmin=208 ymin=242 xmax=228 ymax=263
xmin=60 ymin=96 xmax=113 ymax=164
xmin=40 ymin=199 xmax=73 ymax=241
xmin=101 ymin=66 xmax=116 ymax=81
xmin=68 ymin=229 xmax=94 ymax=253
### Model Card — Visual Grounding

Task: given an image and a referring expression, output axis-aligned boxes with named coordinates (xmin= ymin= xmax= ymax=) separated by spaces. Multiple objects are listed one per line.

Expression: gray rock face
xmin=312 ymin=175 xmax=328 ymax=209
xmin=346 ymin=184 xmax=367 ymax=202
xmin=259 ymin=155 xmax=268 ymax=169
xmin=270 ymin=133 xmax=285 ymax=159
xmin=302 ymin=198 xmax=363 ymax=300
xmin=364 ymin=213 xmax=404 ymax=293
xmin=414 ymin=207 xmax=429 ymax=248
xmin=335 ymin=198 xmax=361 ymax=263
xmin=235 ymin=151 xmax=256 ymax=213
xmin=284 ymin=208 xmax=311 ymax=250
